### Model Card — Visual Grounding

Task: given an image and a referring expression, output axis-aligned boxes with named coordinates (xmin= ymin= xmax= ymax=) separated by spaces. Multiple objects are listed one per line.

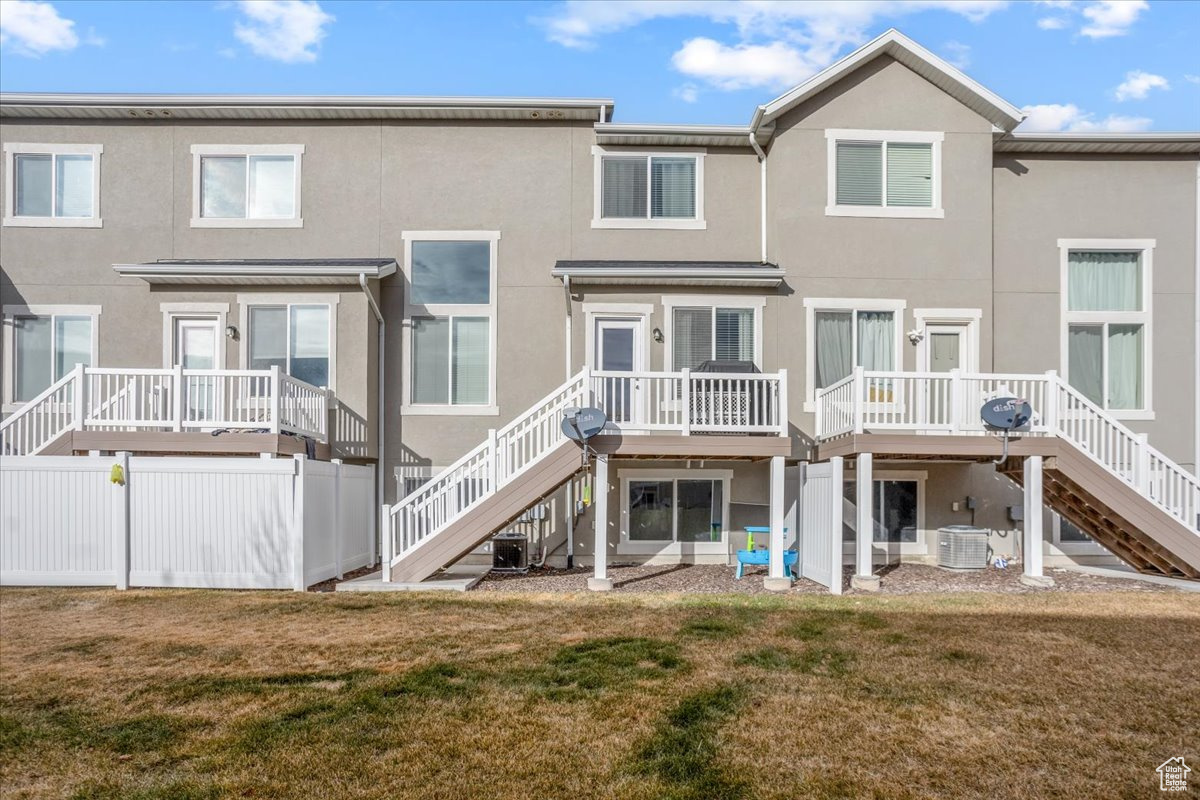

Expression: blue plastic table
xmin=735 ymin=527 xmax=795 ymax=579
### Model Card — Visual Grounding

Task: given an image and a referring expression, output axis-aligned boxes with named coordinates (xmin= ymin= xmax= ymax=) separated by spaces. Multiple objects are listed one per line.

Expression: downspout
xmin=748 ymin=106 xmax=768 ymax=263
xmin=359 ymin=273 xmax=386 ymax=563
xmin=563 ymin=272 xmax=575 ymax=567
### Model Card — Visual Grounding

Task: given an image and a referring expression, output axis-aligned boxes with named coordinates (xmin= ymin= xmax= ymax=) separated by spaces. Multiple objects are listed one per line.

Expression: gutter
xmin=358 ymin=273 xmax=387 ymax=562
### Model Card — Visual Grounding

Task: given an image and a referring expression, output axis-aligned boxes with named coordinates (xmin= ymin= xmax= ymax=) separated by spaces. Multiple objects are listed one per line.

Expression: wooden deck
xmin=41 ymin=430 xmax=332 ymax=460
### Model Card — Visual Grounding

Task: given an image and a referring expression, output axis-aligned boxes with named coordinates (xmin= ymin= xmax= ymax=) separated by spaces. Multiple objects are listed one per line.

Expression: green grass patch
xmin=735 ymin=645 xmax=853 ymax=677
xmin=0 ymin=696 xmax=192 ymax=755
xmin=631 ymin=684 xmax=748 ymax=800
xmin=519 ymin=637 xmax=684 ymax=700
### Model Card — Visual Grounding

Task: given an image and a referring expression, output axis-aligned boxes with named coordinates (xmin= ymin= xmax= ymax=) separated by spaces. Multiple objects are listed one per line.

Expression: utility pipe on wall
xmin=748 ymin=132 xmax=768 ymax=264
xmin=359 ymin=273 xmax=386 ymax=564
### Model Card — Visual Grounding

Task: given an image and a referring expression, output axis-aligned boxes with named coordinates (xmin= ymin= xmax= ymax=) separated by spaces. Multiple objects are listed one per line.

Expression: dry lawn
xmin=1 ymin=587 xmax=1197 ymax=799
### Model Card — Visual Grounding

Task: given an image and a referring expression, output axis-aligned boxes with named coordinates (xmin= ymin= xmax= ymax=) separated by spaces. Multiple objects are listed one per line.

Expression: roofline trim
xmin=113 ymin=261 xmax=398 ymax=279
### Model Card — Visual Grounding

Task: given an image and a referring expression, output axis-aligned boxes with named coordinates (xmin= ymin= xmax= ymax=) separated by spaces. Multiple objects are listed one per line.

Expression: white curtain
xmin=451 ymin=317 xmax=489 ymax=405
xmin=1068 ymin=251 xmax=1140 ymax=311
xmin=857 ymin=311 xmax=894 ymax=371
xmin=248 ymin=155 xmax=296 ymax=219
xmin=1068 ymin=325 xmax=1103 ymax=405
xmin=1107 ymin=324 xmax=1143 ymax=409
xmin=814 ymin=311 xmax=852 ymax=388
xmin=55 ymin=155 xmax=94 ymax=218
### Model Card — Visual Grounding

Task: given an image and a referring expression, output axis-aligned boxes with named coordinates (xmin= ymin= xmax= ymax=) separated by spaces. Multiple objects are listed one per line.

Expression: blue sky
xmin=1 ymin=0 xmax=1197 ymax=131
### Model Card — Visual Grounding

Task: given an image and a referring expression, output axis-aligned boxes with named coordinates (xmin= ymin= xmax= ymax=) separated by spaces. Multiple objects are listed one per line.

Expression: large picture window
xmin=3 ymin=143 xmax=102 ymax=228
xmin=825 ymin=130 xmax=942 ymax=219
xmin=592 ymin=147 xmax=705 ymax=230
xmin=403 ymin=233 xmax=499 ymax=414
xmin=1060 ymin=241 xmax=1153 ymax=418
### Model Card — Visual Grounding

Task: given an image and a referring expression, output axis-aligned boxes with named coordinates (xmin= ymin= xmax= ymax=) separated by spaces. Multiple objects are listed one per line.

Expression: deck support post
xmin=764 ymin=455 xmax=791 ymax=591
xmin=1021 ymin=454 xmax=1054 ymax=587
xmin=588 ymin=455 xmax=612 ymax=591
xmin=851 ymin=451 xmax=880 ymax=591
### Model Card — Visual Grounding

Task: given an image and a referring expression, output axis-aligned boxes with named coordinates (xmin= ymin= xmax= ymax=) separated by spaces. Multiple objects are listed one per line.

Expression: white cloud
xmin=1185 ymin=74 xmax=1200 ymax=85
xmin=537 ymin=1 xmax=1008 ymax=93
xmin=673 ymin=83 xmax=700 ymax=103
xmin=1080 ymin=0 xmax=1147 ymax=38
xmin=1037 ymin=16 xmax=1068 ymax=29
xmin=1020 ymin=103 xmax=1151 ymax=132
xmin=672 ymin=37 xmax=821 ymax=91
xmin=0 ymin=0 xmax=79 ymax=56
xmin=233 ymin=0 xmax=333 ymax=63
xmin=1113 ymin=70 xmax=1168 ymax=101
xmin=942 ymin=40 xmax=971 ymax=69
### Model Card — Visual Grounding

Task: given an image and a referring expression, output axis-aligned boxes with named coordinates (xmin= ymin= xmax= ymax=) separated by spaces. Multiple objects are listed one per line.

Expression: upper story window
xmin=1059 ymin=239 xmax=1154 ymax=419
xmin=592 ymin=147 xmax=706 ymax=230
xmin=803 ymin=298 xmax=905 ymax=408
xmin=238 ymin=294 xmax=336 ymax=390
xmin=402 ymin=232 xmax=499 ymax=415
xmin=191 ymin=144 xmax=303 ymax=228
xmin=663 ymin=296 xmax=764 ymax=371
xmin=825 ymin=130 xmax=943 ymax=219
xmin=3 ymin=143 xmax=102 ymax=228
xmin=2 ymin=305 xmax=99 ymax=406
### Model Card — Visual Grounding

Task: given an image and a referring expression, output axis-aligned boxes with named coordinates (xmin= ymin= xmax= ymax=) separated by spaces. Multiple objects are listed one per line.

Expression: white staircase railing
xmin=383 ymin=370 xmax=591 ymax=575
xmin=0 ymin=364 xmax=331 ymax=455
xmin=816 ymin=368 xmax=1200 ymax=535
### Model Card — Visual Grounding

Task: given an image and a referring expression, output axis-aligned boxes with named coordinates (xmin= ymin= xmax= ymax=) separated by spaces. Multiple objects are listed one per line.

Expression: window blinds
xmin=601 ymin=156 xmax=648 ymax=218
xmin=715 ymin=308 xmax=754 ymax=361
xmin=451 ymin=317 xmax=490 ymax=405
xmin=885 ymin=143 xmax=932 ymax=207
xmin=835 ymin=142 xmax=882 ymax=206
xmin=673 ymin=308 xmax=711 ymax=370
xmin=411 ymin=317 xmax=450 ymax=405
xmin=55 ymin=155 xmax=94 ymax=218
xmin=650 ymin=157 xmax=696 ymax=218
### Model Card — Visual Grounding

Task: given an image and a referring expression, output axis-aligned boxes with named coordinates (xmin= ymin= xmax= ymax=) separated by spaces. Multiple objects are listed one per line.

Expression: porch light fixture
xmin=652 ymin=327 xmax=664 ymax=343
xmin=225 ymin=325 xmax=239 ymax=340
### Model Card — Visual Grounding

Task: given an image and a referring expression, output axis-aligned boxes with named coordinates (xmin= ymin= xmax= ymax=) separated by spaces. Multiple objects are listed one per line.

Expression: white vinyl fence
xmin=798 ymin=458 xmax=844 ymax=594
xmin=1 ymin=454 xmax=374 ymax=591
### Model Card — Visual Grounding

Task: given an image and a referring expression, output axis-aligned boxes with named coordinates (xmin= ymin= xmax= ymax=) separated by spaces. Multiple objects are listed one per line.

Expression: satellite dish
xmin=561 ymin=406 xmax=608 ymax=441
xmin=981 ymin=397 xmax=1032 ymax=430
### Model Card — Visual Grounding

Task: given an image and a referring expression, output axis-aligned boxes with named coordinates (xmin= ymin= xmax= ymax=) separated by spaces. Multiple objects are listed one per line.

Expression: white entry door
xmin=593 ymin=317 xmax=645 ymax=424
xmin=173 ymin=317 xmax=220 ymax=423
xmin=921 ymin=323 xmax=970 ymax=427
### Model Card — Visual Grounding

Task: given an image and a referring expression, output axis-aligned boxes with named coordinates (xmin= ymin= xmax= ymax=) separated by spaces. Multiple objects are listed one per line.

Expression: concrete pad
xmin=336 ymin=564 xmax=490 ymax=592
xmin=762 ymin=577 xmax=793 ymax=592
xmin=587 ymin=577 xmax=614 ymax=591
xmin=851 ymin=574 xmax=881 ymax=592
xmin=1019 ymin=574 xmax=1056 ymax=589
xmin=1059 ymin=564 xmax=1200 ymax=592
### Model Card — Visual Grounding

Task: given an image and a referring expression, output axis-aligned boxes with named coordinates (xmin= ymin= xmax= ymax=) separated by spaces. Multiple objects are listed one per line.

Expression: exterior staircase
xmin=816 ymin=368 xmax=1200 ymax=579
xmin=383 ymin=367 xmax=789 ymax=584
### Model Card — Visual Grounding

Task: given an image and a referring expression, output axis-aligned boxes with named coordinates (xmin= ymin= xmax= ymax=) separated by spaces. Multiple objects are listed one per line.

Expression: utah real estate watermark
xmin=1156 ymin=757 xmax=1191 ymax=792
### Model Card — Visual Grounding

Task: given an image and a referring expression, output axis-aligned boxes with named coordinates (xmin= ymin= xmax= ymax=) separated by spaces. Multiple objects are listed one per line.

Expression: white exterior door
xmin=593 ymin=317 xmax=645 ymax=425
xmin=921 ymin=323 xmax=969 ymax=427
xmin=173 ymin=317 xmax=220 ymax=423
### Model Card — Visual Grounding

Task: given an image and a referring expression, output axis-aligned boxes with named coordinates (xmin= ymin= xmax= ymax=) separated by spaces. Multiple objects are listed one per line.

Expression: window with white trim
xmin=190 ymin=144 xmax=303 ymax=227
xmin=1060 ymin=240 xmax=1153 ymax=417
xmin=592 ymin=147 xmax=705 ymax=230
xmin=618 ymin=468 xmax=732 ymax=553
xmin=804 ymin=298 xmax=904 ymax=404
xmin=663 ymin=297 xmax=763 ymax=370
xmin=247 ymin=304 xmax=331 ymax=388
xmin=3 ymin=143 xmax=102 ymax=227
xmin=403 ymin=233 xmax=499 ymax=414
xmin=2 ymin=305 xmax=99 ymax=405
xmin=825 ymin=130 xmax=942 ymax=218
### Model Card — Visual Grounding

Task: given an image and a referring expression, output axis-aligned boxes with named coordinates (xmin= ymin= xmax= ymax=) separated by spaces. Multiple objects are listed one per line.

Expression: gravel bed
xmin=475 ymin=562 xmax=1177 ymax=594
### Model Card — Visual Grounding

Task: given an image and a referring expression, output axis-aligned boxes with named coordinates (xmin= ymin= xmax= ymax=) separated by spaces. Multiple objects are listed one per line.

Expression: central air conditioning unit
xmin=492 ymin=532 xmax=528 ymax=572
xmin=937 ymin=525 xmax=989 ymax=570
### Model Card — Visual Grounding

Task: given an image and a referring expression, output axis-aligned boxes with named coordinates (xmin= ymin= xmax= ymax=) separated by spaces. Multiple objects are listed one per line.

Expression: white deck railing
xmin=383 ymin=367 xmax=789 ymax=579
xmin=0 ymin=364 xmax=330 ymax=455
xmin=816 ymin=367 xmax=1200 ymax=536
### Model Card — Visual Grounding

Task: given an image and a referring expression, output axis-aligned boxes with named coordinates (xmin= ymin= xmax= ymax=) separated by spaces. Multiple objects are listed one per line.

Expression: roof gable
xmin=754 ymin=29 xmax=1024 ymax=133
